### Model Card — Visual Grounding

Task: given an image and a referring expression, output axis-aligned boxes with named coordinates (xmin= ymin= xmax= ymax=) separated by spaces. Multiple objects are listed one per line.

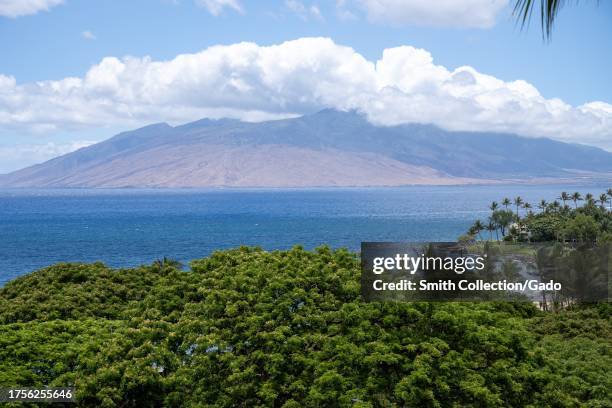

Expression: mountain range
xmin=1 ymin=109 xmax=611 ymax=188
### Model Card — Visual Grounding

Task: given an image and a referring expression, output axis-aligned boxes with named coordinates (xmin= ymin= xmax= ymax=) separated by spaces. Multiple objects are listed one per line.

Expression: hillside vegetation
xmin=0 ymin=246 xmax=610 ymax=407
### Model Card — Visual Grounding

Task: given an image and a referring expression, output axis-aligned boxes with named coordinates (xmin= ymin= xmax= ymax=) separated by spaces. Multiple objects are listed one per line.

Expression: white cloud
xmin=0 ymin=0 xmax=63 ymax=18
xmin=195 ymin=0 xmax=243 ymax=16
xmin=343 ymin=0 xmax=509 ymax=28
xmin=335 ymin=0 xmax=357 ymax=20
xmin=285 ymin=0 xmax=323 ymax=21
xmin=310 ymin=4 xmax=323 ymax=20
xmin=0 ymin=37 xmax=611 ymax=150
xmin=0 ymin=140 xmax=95 ymax=172
xmin=81 ymin=30 xmax=96 ymax=40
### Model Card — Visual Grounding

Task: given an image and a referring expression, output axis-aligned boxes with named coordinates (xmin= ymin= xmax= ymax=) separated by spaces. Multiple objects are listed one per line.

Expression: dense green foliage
xmin=467 ymin=190 xmax=612 ymax=244
xmin=0 ymin=246 xmax=610 ymax=407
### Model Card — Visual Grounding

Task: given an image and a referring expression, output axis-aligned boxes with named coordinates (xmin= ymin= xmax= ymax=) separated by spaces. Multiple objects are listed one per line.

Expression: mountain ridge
xmin=1 ymin=109 xmax=611 ymax=188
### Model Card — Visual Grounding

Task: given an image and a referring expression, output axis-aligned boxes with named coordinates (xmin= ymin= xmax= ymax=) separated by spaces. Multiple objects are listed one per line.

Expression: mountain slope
xmin=1 ymin=110 xmax=611 ymax=187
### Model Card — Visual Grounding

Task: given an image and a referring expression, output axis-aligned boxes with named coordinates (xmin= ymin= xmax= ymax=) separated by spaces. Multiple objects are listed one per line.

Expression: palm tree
xmin=523 ymin=202 xmax=533 ymax=216
xmin=550 ymin=200 xmax=561 ymax=212
xmin=513 ymin=196 xmax=524 ymax=219
xmin=558 ymin=192 xmax=570 ymax=207
xmin=598 ymin=193 xmax=609 ymax=210
xmin=471 ymin=220 xmax=485 ymax=241
xmin=489 ymin=201 xmax=499 ymax=212
xmin=492 ymin=209 xmax=514 ymax=237
xmin=571 ymin=192 xmax=583 ymax=209
xmin=492 ymin=217 xmax=501 ymax=241
xmin=501 ymin=198 xmax=511 ymax=210
xmin=537 ymin=199 xmax=547 ymax=212
xmin=585 ymin=193 xmax=595 ymax=206
xmin=486 ymin=221 xmax=496 ymax=241
xmin=513 ymin=0 xmax=593 ymax=40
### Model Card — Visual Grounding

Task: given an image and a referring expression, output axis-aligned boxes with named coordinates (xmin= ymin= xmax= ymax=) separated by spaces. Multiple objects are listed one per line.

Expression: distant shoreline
xmin=0 ymin=177 xmax=611 ymax=190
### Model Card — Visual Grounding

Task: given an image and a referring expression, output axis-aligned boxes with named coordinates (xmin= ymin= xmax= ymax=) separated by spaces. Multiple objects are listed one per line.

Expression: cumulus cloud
xmin=0 ymin=0 xmax=63 ymax=18
xmin=0 ymin=37 xmax=611 ymax=150
xmin=343 ymin=0 xmax=509 ymax=28
xmin=195 ymin=0 xmax=243 ymax=16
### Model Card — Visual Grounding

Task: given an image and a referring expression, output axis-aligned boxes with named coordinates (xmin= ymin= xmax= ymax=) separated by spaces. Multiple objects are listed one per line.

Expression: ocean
xmin=0 ymin=184 xmax=609 ymax=285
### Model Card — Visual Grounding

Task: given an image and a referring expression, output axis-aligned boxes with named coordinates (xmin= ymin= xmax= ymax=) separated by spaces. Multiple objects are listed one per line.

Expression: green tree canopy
xmin=0 ymin=246 xmax=610 ymax=407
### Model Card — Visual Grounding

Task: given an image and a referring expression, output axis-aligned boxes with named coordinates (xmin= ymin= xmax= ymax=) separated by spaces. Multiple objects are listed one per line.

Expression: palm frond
xmin=513 ymin=0 xmax=574 ymax=40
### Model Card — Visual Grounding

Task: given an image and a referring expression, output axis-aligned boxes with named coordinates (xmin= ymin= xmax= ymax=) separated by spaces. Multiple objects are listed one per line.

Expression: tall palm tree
xmin=524 ymin=202 xmax=533 ymax=216
xmin=501 ymin=198 xmax=511 ymax=210
xmin=538 ymin=199 xmax=547 ymax=212
xmin=471 ymin=220 xmax=485 ymax=241
xmin=571 ymin=192 xmax=583 ymax=209
xmin=513 ymin=0 xmax=592 ymax=40
xmin=598 ymin=193 xmax=609 ymax=210
xmin=486 ymin=221 xmax=496 ymax=241
xmin=513 ymin=196 xmax=524 ymax=218
xmin=558 ymin=192 xmax=570 ymax=207
xmin=489 ymin=201 xmax=499 ymax=212
xmin=492 ymin=209 xmax=514 ymax=237
xmin=585 ymin=193 xmax=595 ymax=206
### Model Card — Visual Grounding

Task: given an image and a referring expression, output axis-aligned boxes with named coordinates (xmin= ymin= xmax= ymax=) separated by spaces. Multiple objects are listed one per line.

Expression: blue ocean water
xmin=0 ymin=184 xmax=609 ymax=285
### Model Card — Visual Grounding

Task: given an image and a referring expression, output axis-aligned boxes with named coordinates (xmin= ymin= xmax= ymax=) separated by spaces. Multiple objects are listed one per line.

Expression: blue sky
xmin=0 ymin=0 xmax=611 ymax=172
